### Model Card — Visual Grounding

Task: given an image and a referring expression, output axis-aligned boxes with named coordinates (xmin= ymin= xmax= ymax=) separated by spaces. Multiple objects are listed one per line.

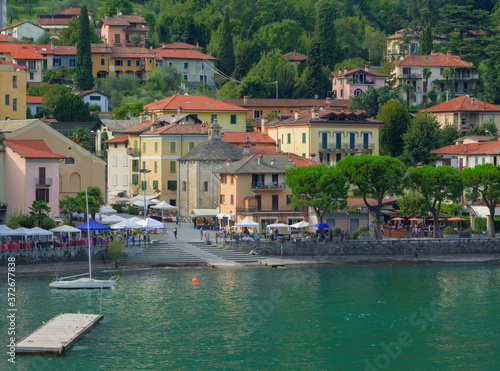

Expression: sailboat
xmin=49 ymin=189 xmax=119 ymax=289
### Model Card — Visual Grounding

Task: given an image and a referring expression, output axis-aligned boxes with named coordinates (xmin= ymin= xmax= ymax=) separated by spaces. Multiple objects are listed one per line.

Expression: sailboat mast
xmin=86 ymin=188 xmax=92 ymax=280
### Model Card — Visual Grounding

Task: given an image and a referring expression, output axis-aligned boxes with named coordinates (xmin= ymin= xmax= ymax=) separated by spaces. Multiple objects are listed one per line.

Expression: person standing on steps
xmin=200 ymin=228 xmax=204 ymax=240
xmin=174 ymin=227 xmax=178 ymax=240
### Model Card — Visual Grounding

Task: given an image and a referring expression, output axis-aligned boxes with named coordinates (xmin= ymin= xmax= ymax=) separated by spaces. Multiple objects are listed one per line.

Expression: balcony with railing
xmin=399 ymin=73 xmax=422 ymax=79
xmin=236 ymin=206 xmax=308 ymax=213
xmin=35 ymin=178 xmax=53 ymax=186
xmin=127 ymin=148 xmax=141 ymax=156
xmin=320 ymin=142 xmax=375 ymax=153
xmin=251 ymin=182 xmax=286 ymax=191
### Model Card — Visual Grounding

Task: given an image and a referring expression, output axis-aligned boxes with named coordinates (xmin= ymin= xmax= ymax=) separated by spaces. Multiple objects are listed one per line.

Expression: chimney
xmin=325 ymin=97 xmax=331 ymax=109
xmin=472 ymin=97 xmax=475 ymax=105
xmin=431 ymin=50 xmax=434 ymax=53
xmin=243 ymin=96 xmax=248 ymax=104
xmin=243 ymin=145 xmax=250 ymax=154
xmin=344 ymin=66 xmax=347 ymax=74
xmin=170 ymin=114 xmax=176 ymax=124
xmin=51 ymin=43 xmax=54 ymax=51
xmin=276 ymin=143 xmax=279 ymax=153
xmin=312 ymin=107 xmax=319 ymax=119
xmin=201 ymin=123 xmax=207 ymax=133
xmin=365 ymin=64 xmax=369 ymax=72
xmin=294 ymin=110 xmax=300 ymax=120
xmin=257 ymin=155 xmax=262 ymax=165
xmin=105 ymin=14 xmax=108 ymax=19
xmin=162 ymin=43 xmax=165 ymax=47
xmin=261 ymin=115 xmax=268 ymax=127
xmin=151 ymin=113 xmax=157 ymax=124
xmin=139 ymin=112 xmax=144 ymax=124
xmin=338 ymin=67 xmax=342 ymax=76
xmin=178 ymin=106 xmax=183 ymax=114
xmin=226 ymin=158 xmax=231 ymax=166
xmin=245 ymin=136 xmax=250 ymax=143
xmin=447 ymin=50 xmax=451 ymax=56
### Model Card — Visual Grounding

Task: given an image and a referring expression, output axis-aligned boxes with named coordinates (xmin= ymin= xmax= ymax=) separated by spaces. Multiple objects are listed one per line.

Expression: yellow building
xmin=0 ymin=60 xmax=26 ymax=120
xmin=264 ymin=109 xmax=383 ymax=165
xmin=216 ymin=154 xmax=317 ymax=231
xmin=119 ymin=114 xmax=209 ymax=206
xmin=144 ymin=95 xmax=249 ymax=132
xmin=91 ymin=44 xmax=155 ymax=80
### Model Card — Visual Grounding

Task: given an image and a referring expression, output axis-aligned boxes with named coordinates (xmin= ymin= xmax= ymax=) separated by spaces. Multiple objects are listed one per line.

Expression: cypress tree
xmin=217 ymin=12 xmax=235 ymax=77
xmin=305 ymin=37 xmax=323 ymax=98
xmin=316 ymin=1 xmax=338 ymax=69
xmin=75 ymin=6 xmax=95 ymax=90
xmin=418 ymin=26 xmax=433 ymax=55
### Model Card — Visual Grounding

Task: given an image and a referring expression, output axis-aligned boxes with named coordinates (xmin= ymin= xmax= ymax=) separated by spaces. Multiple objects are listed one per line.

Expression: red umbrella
xmin=408 ymin=218 xmax=421 ymax=221
xmin=391 ymin=217 xmax=404 ymax=221
xmin=448 ymin=217 xmax=465 ymax=221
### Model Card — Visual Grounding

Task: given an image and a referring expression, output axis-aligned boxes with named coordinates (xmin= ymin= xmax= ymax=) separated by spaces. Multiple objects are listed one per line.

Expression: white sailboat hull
xmin=49 ymin=277 xmax=118 ymax=289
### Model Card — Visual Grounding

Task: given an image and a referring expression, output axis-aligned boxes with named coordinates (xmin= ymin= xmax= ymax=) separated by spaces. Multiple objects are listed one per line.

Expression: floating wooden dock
xmin=16 ymin=313 xmax=103 ymax=357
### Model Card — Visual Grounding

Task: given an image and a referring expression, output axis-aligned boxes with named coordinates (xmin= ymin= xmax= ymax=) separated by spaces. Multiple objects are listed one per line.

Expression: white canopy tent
xmin=101 ymin=214 xmax=126 ymax=225
xmin=50 ymin=225 xmax=82 ymax=234
xmin=110 ymin=219 xmax=144 ymax=230
xmin=290 ymin=221 xmax=311 ymax=229
xmin=235 ymin=217 xmax=260 ymax=233
xmin=151 ymin=201 xmax=177 ymax=210
xmin=128 ymin=194 xmax=160 ymax=203
xmin=193 ymin=209 xmax=218 ymax=217
xmin=0 ymin=225 xmax=22 ymax=236
xmin=266 ymin=223 xmax=291 ymax=234
xmin=30 ymin=227 xmax=53 ymax=237
xmin=100 ymin=205 xmax=117 ymax=214
xmin=136 ymin=218 xmax=165 ymax=229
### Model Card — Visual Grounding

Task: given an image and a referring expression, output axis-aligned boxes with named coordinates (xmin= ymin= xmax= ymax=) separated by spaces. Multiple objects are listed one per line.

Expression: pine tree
xmin=217 ymin=12 xmax=235 ymax=77
xmin=418 ymin=26 xmax=433 ymax=55
xmin=75 ymin=6 xmax=95 ymax=91
xmin=316 ymin=2 xmax=338 ymax=69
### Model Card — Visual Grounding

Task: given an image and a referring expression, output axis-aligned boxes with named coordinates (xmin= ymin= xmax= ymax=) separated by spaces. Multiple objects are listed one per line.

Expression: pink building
xmin=330 ymin=65 xmax=388 ymax=99
xmin=3 ymin=140 xmax=64 ymax=220
xmin=98 ymin=14 xmax=149 ymax=47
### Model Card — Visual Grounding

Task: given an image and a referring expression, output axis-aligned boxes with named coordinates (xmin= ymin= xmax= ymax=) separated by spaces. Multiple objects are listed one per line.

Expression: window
xmin=221 ymin=174 xmax=227 ymax=184
xmin=12 ymin=76 xmax=17 ymax=88
xmin=153 ymin=180 xmax=159 ymax=190
xmin=115 ymin=60 xmax=123 ymax=66
xmin=29 ymin=61 xmax=36 ymax=70
xmin=350 ymin=133 xmax=355 ymax=149
xmin=5 ymin=94 xmax=9 ymax=105
xmin=154 ymin=141 xmax=158 ymax=152
xmin=141 ymin=180 xmax=147 ymax=191
xmin=231 ymin=175 xmax=234 ymax=184
xmin=230 ymin=114 xmax=236 ymax=124
xmin=53 ymin=58 xmax=61 ymax=67
xmin=113 ymin=156 xmax=117 ymax=167
xmin=363 ymin=133 xmax=369 ymax=149
xmin=115 ymin=34 xmax=120 ymax=43
xmin=136 ymin=60 xmax=140 ymax=67
xmin=286 ymin=195 xmax=292 ymax=205
xmin=167 ymin=181 xmax=177 ymax=191
xmin=100 ymin=58 xmax=105 ymax=65
xmin=127 ymin=60 xmax=132 ymax=67
xmin=142 ymin=161 xmax=146 ymax=170
xmin=336 ymin=153 xmax=342 ymax=163
xmin=123 ymin=155 xmax=128 ymax=167
xmin=123 ymin=175 xmax=128 ymax=186
xmin=30 ymin=72 xmax=34 ymax=80
xmin=154 ymin=161 xmax=158 ymax=173
xmin=132 ymin=160 xmax=139 ymax=171
xmin=302 ymin=133 xmax=306 ymax=143
xmin=89 ymin=96 xmax=101 ymax=101
xmin=201 ymin=62 xmax=205 ymax=69
xmin=170 ymin=161 xmax=176 ymax=173
xmin=12 ymin=99 xmax=17 ymax=111
xmin=69 ymin=58 xmax=75 ymax=67
xmin=168 ymin=61 xmax=173 ymax=67
xmin=183 ymin=74 xmax=188 ymax=81
xmin=211 ymin=114 xmax=217 ymax=123
xmin=354 ymin=89 xmax=363 ymax=96
xmin=182 ymin=181 xmax=186 ymax=191
xmin=340 ymin=89 xmax=343 ymax=97
xmin=184 ymin=62 xmax=189 ymax=69
xmin=287 ymin=133 xmax=291 ymax=144
xmin=65 ymin=157 xmax=75 ymax=165
xmin=142 ymin=142 xmax=146 ymax=153
xmin=254 ymin=110 xmax=262 ymax=119
xmin=302 ymin=153 xmax=306 ymax=157
xmin=113 ymin=175 xmax=117 ymax=186
xmin=188 ymin=141 xmax=195 ymax=151
xmin=200 ymin=75 xmax=204 ymax=82
xmin=35 ymin=189 xmax=49 ymax=203
xmin=410 ymin=42 xmax=418 ymax=54
xmin=204 ymin=182 xmax=208 ymax=192
xmin=220 ymin=194 xmax=226 ymax=204
xmin=132 ymin=174 xmax=139 ymax=184
xmin=169 ymin=141 xmax=177 ymax=152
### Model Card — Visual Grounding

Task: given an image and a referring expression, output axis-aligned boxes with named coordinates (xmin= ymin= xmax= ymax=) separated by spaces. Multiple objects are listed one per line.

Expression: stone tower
xmin=0 ymin=0 xmax=6 ymax=31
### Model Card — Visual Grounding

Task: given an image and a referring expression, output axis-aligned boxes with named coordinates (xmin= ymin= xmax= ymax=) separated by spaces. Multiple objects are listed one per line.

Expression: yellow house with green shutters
xmin=120 ymin=115 xmax=209 ymax=207
xmin=143 ymin=95 xmax=249 ymax=132
xmin=263 ymin=109 xmax=383 ymax=165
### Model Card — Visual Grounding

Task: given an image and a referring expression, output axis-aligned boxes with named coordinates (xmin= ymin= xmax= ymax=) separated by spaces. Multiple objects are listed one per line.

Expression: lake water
xmin=2 ymin=264 xmax=500 ymax=370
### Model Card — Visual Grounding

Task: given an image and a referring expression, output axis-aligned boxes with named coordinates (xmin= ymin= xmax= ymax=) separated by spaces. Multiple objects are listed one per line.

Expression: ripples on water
xmin=2 ymin=265 xmax=499 ymax=370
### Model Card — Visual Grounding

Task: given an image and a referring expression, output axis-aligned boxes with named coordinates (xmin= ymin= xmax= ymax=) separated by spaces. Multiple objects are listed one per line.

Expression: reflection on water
xmin=1 ymin=265 xmax=499 ymax=370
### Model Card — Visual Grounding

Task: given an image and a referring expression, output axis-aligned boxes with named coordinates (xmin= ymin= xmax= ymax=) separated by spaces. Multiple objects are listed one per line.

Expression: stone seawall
xmin=219 ymin=238 xmax=500 ymax=256
xmin=0 ymin=244 xmax=146 ymax=265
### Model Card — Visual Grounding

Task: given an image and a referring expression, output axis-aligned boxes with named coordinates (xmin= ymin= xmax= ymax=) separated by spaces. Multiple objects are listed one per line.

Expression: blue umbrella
xmin=315 ymin=222 xmax=329 ymax=229
xmin=76 ymin=220 xmax=111 ymax=231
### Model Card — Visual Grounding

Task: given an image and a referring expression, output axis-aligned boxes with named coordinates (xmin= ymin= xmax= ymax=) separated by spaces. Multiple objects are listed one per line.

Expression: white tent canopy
xmin=193 ymin=209 xmax=218 ymax=217
xmin=110 ymin=219 xmax=144 ymax=230
xmin=100 ymin=205 xmax=117 ymax=214
xmin=128 ymin=194 xmax=159 ymax=203
xmin=266 ymin=223 xmax=291 ymax=233
xmin=235 ymin=217 xmax=260 ymax=233
xmin=151 ymin=201 xmax=177 ymax=210
xmin=30 ymin=227 xmax=53 ymax=236
xmin=14 ymin=227 xmax=39 ymax=236
xmin=50 ymin=225 xmax=82 ymax=234
xmin=101 ymin=215 xmax=126 ymax=225
xmin=0 ymin=225 xmax=22 ymax=236
xmin=290 ymin=221 xmax=311 ymax=229
xmin=136 ymin=218 xmax=165 ymax=229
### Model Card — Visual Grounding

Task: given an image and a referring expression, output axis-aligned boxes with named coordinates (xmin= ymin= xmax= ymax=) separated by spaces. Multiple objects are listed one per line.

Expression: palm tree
xmin=422 ymin=67 xmax=431 ymax=95
xmin=402 ymin=84 xmax=415 ymax=106
xmin=70 ymin=127 xmax=90 ymax=149
xmin=440 ymin=67 xmax=456 ymax=100
xmin=56 ymin=67 xmax=69 ymax=84
xmin=29 ymin=201 xmax=51 ymax=227
xmin=59 ymin=196 xmax=80 ymax=226
xmin=76 ymin=187 xmax=104 ymax=221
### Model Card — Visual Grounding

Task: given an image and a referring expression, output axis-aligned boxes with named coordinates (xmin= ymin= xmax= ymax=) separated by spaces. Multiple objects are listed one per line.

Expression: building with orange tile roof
xmin=0 ymin=60 xmax=27 ymax=120
xmin=91 ymin=44 xmax=155 ymax=80
xmin=144 ymin=95 xmax=249 ymax=132
xmin=154 ymin=47 xmax=217 ymax=88
xmin=36 ymin=8 xmax=94 ymax=38
xmin=282 ymin=50 xmax=307 ymax=68
xmin=423 ymin=96 xmax=500 ymax=132
xmin=0 ymin=21 xmax=46 ymax=41
xmin=0 ymin=43 xmax=44 ymax=83
xmin=98 ymin=14 xmax=148 ymax=47
xmin=0 ymin=34 xmax=22 ymax=43
xmin=394 ymin=52 xmax=478 ymax=106
xmin=386 ymin=28 xmax=448 ymax=60
xmin=329 ymin=65 xmax=388 ymax=100
xmin=2 ymin=139 xmax=65 ymax=220
xmin=264 ymin=108 xmax=383 ymax=165
xmin=35 ymin=44 xmax=76 ymax=70
xmin=432 ymin=139 xmax=500 ymax=170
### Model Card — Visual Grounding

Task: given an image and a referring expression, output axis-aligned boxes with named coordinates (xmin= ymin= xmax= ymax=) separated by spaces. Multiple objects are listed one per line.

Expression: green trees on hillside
xmin=75 ymin=6 xmax=95 ymax=91
xmin=217 ymin=12 xmax=235 ymax=77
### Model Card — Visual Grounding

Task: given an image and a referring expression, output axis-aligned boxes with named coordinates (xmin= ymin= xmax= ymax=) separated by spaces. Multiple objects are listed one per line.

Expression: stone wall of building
xmin=219 ymin=237 xmax=500 ymax=256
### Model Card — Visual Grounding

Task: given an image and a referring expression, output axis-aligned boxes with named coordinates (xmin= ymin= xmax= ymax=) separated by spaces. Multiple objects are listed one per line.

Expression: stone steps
xmin=120 ymin=243 xmax=206 ymax=265
xmin=191 ymin=243 xmax=259 ymax=263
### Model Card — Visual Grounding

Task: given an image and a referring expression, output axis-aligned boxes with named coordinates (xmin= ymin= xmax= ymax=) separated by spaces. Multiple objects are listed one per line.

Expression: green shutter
xmin=287 ymin=133 xmax=291 ymax=144
xmin=154 ymin=161 xmax=157 ymax=173
xmin=132 ymin=174 xmax=139 ymax=184
xmin=188 ymin=141 xmax=195 ymax=151
xmin=302 ymin=133 xmax=306 ymax=143
xmin=153 ymin=180 xmax=159 ymax=190
xmin=154 ymin=142 xmax=158 ymax=152
xmin=230 ymin=114 xmax=236 ymax=124
xmin=170 ymin=161 xmax=176 ymax=172
xmin=170 ymin=141 xmax=176 ymax=152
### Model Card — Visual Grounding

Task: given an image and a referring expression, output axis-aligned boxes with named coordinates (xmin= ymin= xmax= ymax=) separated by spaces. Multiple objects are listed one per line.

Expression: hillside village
xmin=1 ymin=0 xmax=500 ymax=238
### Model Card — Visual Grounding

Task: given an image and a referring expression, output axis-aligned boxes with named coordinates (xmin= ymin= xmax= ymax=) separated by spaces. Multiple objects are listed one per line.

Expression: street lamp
xmin=139 ymin=167 xmax=151 ymax=218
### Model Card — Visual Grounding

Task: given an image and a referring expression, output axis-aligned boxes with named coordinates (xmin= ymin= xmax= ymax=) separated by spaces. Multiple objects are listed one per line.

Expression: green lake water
xmin=2 ymin=265 xmax=500 ymax=370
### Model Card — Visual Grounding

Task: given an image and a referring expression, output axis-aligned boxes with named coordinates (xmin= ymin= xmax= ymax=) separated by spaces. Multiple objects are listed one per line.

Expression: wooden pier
xmin=16 ymin=313 xmax=103 ymax=357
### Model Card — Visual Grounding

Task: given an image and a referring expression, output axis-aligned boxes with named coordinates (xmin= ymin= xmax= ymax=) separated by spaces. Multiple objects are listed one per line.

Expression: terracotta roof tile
xmin=394 ymin=52 xmax=472 ymax=67
xmin=3 ymin=139 xmax=65 ymax=159
xmin=423 ymin=96 xmax=500 ymax=113
xmin=144 ymin=95 xmax=249 ymax=112
xmin=57 ymin=8 xmax=93 ymax=16
xmin=110 ymin=46 xmax=154 ymax=58
xmin=222 ymin=132 xmax=276 ymax=144
xmin=0 ymin=44 xmax=44 ymax=60
xmin=122 ymin=120 xmax=154 ymax=133
xmin=36 ymin=18 xmax=72 ymax=26
xmin=26 ymin=96 xmax=43 ymax=104
xmin=0 ymin=59 xmax=27 ymax=70
xmin=103 ymin=135 xmax=128 ymax=143
xmin=282 ymin=50 xmax=308 ymax=61
xmin=0 ymin=34 xmax=22 ymax=43
xmin=284 ymin=153 xmax=321 ymax=167
xmin=1 ymin=21 xmax=30 ymax=30
xmin=35 ymin=45 xmax=76 ymax=55
xmin=148 ymin=124 xmax=206 ymax=135
xmin=330 ymin=67 xmax=388 ymax=78
xmin=154 ymin=48 xmax=216 ymax=61
xmin=99 ymin=15 xmax=147 ymax=27
xmin=157 ymin=42 xmax=203 ymax=50
xmin=431 ymin=141 xmax=500 ymax=155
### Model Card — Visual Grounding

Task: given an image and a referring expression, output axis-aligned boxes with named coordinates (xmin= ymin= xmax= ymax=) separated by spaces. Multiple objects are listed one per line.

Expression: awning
xmin=217 ymin=213 xmax=226 ymax=219
xmin=108 ymin=190 xmax=126 ymax=197
xmin=193 ymin=209 xmax=218 ymax=217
